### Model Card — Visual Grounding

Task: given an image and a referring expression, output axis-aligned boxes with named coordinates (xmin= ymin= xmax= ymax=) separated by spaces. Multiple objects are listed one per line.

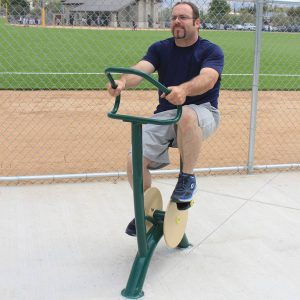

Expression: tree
xmin=161 ymin=0 xmax=176 ymax=9
xmin=240 ymin=6 xmax=255 ymax=15
xmin=45 ymin=0 xmax=61 ymax=14
xmin=240 ymin=3 xmax=270 ymax=15
xmin=287 ymin=7 xmax=300 ymax=20
xmin=8 ymin=0 xmax=30 ymax=17
xmin=208 ymin=0 xmax=231 ymax=20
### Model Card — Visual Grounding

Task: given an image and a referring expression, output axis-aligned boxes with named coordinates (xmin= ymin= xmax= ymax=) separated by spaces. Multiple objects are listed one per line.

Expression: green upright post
xmin=121 ymin=122 xmax=163 ymax=299
xmin=131 ymin=123 xmax=148 ymax=257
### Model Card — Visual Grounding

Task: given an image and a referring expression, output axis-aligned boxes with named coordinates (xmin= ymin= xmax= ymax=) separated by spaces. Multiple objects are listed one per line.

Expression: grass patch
xmin=0 ymin=18 xmax=299 ymax=90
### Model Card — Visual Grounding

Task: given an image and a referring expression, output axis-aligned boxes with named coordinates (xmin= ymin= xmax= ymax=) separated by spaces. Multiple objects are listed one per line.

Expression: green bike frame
xmin=105 ymin=67 xmax=190 ymax=299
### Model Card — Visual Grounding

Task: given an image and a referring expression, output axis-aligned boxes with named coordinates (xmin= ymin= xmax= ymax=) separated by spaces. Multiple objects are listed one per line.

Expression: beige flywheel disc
xmin=163 ymin=201 xmax=188 ymax=248
xmin=144 ymin=187 xmax=163 ymax=231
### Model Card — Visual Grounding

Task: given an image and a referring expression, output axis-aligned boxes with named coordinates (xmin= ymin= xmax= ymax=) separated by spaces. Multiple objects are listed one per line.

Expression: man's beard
xmin=172 ymin=26 xmax=186 ymax=39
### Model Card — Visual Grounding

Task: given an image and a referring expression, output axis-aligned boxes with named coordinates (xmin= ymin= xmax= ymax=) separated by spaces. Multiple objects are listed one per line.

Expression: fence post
xmin=41 ymin=0 xmax=45 ymax=27
xmin=247 ymin=0 xmax=264 ymax=173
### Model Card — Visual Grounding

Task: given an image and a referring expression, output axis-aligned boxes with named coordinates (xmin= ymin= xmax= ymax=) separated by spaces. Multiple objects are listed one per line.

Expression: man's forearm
xmin=179 ymin=68 xmax=219 ymax=96
xmin=120 ymin=74 xmax=143 ymax=89
xmin=120 ymin=60 xmax=155 ymax=89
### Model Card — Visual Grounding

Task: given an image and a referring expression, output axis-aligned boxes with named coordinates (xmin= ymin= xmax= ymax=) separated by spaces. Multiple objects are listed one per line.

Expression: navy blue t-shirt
xmin=143 ymin=37 xmax=224 ymax=112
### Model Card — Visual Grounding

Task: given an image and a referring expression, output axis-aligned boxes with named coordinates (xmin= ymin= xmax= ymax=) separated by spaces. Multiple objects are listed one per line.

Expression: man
xmin=107 ymin=2 xmax=224 ymax=236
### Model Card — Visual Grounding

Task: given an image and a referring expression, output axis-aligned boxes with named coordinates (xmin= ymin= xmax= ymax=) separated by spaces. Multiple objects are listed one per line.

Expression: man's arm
xmin=161 ymin=67 xmax=220 ymax=106
xmin=107 ymin=60 xmax=155 ymax=97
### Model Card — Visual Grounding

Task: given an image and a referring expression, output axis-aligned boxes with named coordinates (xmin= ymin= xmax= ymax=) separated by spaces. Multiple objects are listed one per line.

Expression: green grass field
xmin=0 ymin=18 xmax=299 ymax=90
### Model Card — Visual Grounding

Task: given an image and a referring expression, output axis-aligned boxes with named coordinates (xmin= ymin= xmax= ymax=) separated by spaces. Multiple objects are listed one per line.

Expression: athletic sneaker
xmin=171 ymin=172 xmax=197 ymax=202
xmin=125 ymin=218 xmax=136 ymax=236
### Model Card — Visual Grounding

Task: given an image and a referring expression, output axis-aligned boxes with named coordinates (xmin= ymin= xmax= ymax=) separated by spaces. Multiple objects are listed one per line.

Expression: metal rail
xmin=1 ymin=164 xmax=299 ymax=183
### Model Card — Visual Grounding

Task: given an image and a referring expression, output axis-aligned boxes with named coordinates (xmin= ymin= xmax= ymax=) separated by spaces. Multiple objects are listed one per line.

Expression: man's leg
xmin=176 ymin=106 xmax=203 ymax=174
xmin=170 ymin=107 xmax=202 ymax=203
xmin=125 ymin=155 xmax=153 ymax=236
xmin=127 ymin=155 xmax=152 ymax=191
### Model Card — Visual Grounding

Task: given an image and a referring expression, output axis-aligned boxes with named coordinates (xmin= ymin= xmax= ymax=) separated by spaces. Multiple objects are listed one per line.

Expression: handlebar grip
xmin=106 ymin=72 xmax=118 ymax=89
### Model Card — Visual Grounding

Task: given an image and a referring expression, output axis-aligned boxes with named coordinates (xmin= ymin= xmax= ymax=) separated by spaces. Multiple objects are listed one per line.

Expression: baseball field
xmin=0 ymin=19 xmax=299 ymax=181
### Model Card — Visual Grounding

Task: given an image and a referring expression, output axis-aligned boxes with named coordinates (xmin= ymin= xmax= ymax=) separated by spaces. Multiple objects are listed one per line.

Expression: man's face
xmin=171 ymin=4 xmax=200 ymax=40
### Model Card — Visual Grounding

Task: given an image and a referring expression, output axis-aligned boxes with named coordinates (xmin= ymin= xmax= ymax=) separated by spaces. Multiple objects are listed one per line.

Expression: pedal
xmin=171 ymin=199 xmax=195 ymax=211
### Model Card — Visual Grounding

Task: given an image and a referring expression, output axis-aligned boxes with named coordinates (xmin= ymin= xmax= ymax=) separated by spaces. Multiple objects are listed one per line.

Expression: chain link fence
xmin=0 ymin=0 xmax=299 ymax=183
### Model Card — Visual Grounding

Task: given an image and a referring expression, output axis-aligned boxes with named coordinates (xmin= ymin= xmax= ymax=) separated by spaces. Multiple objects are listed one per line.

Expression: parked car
xmin=269 ymin=25 xmax=278 ymax=32
xmin=202 ymin=22 xmax=214 ymax=29
xmin=224 ymin=24 xmax=233 ymax=30
xmin=232 ymin=24 xmax=244 ymax=30
xmin=286 ymin=25 xmax=300 ymax=32
xmin=277 ymin=25 xmax=287 ymax=32
xmin=243 ymin=23 xmax=256 ymax=31
xmin=262 ymin=24 xmax=278 ymax=32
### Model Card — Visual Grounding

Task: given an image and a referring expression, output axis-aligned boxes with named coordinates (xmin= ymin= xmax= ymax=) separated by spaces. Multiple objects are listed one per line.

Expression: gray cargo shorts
xmin=129 ymin=102 xmax=220 ymax=170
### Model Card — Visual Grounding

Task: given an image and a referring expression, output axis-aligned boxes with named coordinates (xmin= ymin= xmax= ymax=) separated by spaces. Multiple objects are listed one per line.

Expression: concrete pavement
xmin=0 ymin=171 xmax=299 ymax=300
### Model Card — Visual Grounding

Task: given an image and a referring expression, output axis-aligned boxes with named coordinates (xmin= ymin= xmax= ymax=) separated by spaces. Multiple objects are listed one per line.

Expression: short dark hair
xmin=173 ymin=1 xmax=200 ymax=20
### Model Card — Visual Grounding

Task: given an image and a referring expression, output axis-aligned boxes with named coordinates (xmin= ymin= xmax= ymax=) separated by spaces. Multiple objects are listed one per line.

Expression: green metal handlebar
xmin=105 ymin=67 xmax=182 ymax=125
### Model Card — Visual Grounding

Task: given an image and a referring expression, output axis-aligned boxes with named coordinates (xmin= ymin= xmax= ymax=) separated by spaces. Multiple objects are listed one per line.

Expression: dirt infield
xmin=0 ymin=90 xmax=299 ymax=181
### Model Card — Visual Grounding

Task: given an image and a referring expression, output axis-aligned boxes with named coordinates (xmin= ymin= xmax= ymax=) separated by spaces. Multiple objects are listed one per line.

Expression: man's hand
xmin=106 ymin=60 xmax=155 ymax=97
xmin=160 ymin=67 xmax=220 ymax=105
xmin=106 ymin=79 xmax=126 ymax=97
xmin=161 ymin=86 xmax=187 ymax=105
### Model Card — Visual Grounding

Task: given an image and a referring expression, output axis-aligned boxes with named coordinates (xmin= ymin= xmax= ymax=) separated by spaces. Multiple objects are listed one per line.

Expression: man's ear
xmin=195 ymin=18 xmax=201 ymax=29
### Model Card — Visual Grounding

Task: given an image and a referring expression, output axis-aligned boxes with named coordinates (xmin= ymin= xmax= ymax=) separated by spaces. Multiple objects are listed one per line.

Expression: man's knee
xmin=127 ymin=154 xmax=151 ymax=173
xmin=178 ymin=107 xmax=198 ymax=128
xmin=178 ymin=107 xmax=200 ymax=135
